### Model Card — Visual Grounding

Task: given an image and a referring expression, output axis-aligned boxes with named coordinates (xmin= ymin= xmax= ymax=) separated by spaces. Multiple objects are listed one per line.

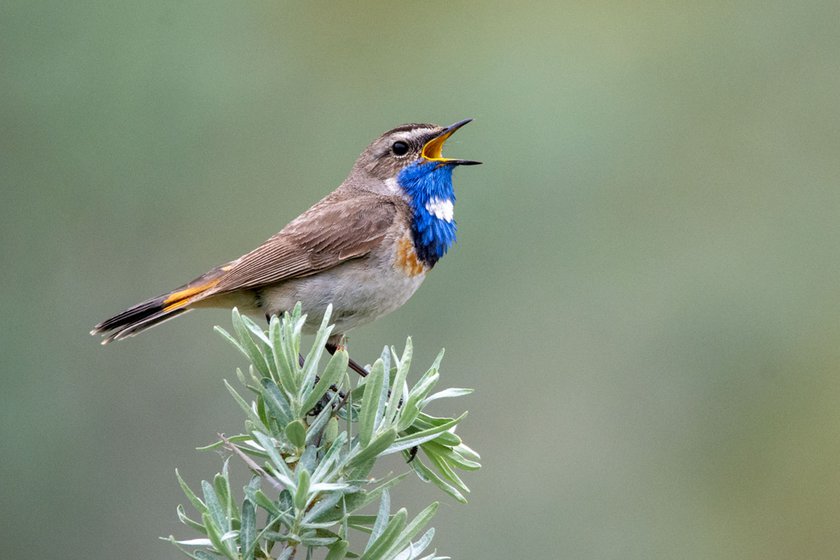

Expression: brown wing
xmin=212 ymin=193 xmax=401 ymax=292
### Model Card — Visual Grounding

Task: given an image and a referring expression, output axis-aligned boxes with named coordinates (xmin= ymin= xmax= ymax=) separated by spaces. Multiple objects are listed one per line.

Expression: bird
xmin=91 ymin=119 xmax=480 ymax=376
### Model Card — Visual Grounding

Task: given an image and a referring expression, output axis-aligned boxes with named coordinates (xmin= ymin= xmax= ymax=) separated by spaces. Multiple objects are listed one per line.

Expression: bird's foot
xmin=307 ymin=386 xmax=344 ymax=417
xmin=406 ymin=446 xmax=419 ymax=463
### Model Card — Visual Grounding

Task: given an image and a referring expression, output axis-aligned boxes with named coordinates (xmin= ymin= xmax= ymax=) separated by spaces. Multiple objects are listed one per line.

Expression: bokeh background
xmin=3 ymin=1 xmax=840 ymax=558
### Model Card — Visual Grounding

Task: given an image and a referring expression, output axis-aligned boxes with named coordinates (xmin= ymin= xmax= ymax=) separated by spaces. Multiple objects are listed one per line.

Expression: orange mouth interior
xmin=421 ymin=130 xmax=456 ymax=162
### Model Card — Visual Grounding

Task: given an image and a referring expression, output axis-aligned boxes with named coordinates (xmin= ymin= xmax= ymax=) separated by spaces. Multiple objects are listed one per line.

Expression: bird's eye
xmin=391 ymin=141 xmax=409 ymax=156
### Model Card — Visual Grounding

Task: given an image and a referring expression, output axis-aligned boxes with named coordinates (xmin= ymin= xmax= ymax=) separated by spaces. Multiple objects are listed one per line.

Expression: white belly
xmin=259 ymin=257 xmax=426 ymax=335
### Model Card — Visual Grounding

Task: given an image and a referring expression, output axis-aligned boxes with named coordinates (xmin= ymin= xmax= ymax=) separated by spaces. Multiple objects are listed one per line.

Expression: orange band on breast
xmin=396 ymin=237 xmax=426 ymax=277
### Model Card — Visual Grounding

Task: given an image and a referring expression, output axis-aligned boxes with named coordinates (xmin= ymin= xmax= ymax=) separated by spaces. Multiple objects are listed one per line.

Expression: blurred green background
xmin=3 ymin=1 xmax=840 ymax=558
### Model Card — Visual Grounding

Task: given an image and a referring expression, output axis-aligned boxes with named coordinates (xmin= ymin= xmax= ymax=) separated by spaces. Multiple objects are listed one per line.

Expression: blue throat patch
xmin=397 ymin=161 xmax=458 ymax=267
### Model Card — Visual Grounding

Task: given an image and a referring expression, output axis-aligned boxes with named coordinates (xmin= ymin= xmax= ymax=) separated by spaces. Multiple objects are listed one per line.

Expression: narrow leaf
xmin=300 ymin=304 xmax=334 ymax=394
xmin=300 ymin=535 xmax=338 ymax=546
xmin=214 ymin=459 xmax=234 ymax=521
xmin=224 ymin=380 xmax=268 ymax=433
xmin=385 ymin=413 xmax=467 ymax=455
xmin=240 ymin=499 xmax=256 ymax=560
xmin=261 ymin=378 xmax=294 ymax=426
xmin=347 ymin=428 xmax=397 ymax=468
xmin=454 ymin=442 xmax=481 ymax=462
xmin=214 ymin=326 xmax=247 ymax=358
xmin=386 ymin=338 xmax=413 ymax=426
xmin=275 ymin=546 xmax=295 ymax=560
xmin=324 ymin=540 xmax=349 ymax=560
xmin=252 ymin=431 xmax=295 ymax=489
xmin=358 ymin=361 xmax=385 ymax=447
xmin=170 ymin=538 xmax=213 ymax=546
xmin=202 ymin=512 xmax=237 ymax=560
xmin=380 ymin=502 xmax=439 ymax=559
xmin=303 ymin=488 xmax=348 ymax=524
xmin=410 ymin=458 xmax=466 ymax=503
xmin=343 ymin=474 xmax=408 ymax=513
xmin=202 ymin=480 xmax=229 ymax=533
xmin=301 ymin=350 xmax=348 ymax=413
xmin=374 ymin=357 xmax=391 ymax=432
xmin=427 ymin=448 xmax=469 ymax=494
xmin=369 ymin=489 xmax=390 ymax=546
xmin=176 ymin=504 xmax=207 ymax=533
xmin=310 ymin=431 xmax=348 ymax=484
xmin=421 ymin=387 xmax=473 ymax=406
xmin=294 ymin=468 xmax=311 ymax=512
xmin=394 ymin=527 xmax=435 ymax=560
xmin=408 ymin=416 xmax=462 ymax=447
xmin=176 ymin=469 xmax=206 ymax=513
xmin=396 ymin=373 xmax=439 ymax=432
xmin=422 ymin=441 xmax=482 ymax=471
xmin=429 ymin=349 xmax=445 ymax=372
xmin=269 ymin=315 xmax=295 ymax=392
xmin=231 ymin=309 xmax=271 ymax=376
xmin=251 ymin=489 xmax=283 ymax=517
xmin=360 ymin=508 xmax=407 ymax=560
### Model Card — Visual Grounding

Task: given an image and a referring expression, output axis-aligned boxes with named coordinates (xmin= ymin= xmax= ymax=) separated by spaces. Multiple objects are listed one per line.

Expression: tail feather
xmin=92 ymin=274 xmax=223 ymax=344
xmin=97 ymin=307 xmax=192 ymax=344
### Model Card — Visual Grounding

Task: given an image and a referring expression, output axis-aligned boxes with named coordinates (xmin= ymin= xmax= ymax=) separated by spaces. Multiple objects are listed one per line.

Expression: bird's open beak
xmin=422 ymin=118 xmax=482 ymax=166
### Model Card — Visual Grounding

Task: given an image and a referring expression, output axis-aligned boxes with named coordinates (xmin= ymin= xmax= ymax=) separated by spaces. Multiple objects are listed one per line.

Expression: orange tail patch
xmin=162 ymin=279 xmax=220 ymax=312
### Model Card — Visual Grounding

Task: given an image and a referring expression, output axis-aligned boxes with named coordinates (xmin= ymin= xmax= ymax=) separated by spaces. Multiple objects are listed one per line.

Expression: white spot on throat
xmin=425 ymin=197 xmax=454 ymax=222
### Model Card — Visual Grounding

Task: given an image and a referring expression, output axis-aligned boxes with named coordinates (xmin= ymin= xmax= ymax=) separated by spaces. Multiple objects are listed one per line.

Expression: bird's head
xmin=349 ymin=119 xmax=480 ymax=266
xmin=351 ymin=119 xmax=481 ymax=191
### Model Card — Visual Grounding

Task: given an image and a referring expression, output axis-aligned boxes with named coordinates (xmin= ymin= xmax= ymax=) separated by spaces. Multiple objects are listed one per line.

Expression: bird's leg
xmin=326 ymin=341 xmax=368 ymax=377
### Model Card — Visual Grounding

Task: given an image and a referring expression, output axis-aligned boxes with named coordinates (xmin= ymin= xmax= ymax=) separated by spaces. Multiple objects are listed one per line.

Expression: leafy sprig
xmin=166 ymin=304 xmax=480 ymax=559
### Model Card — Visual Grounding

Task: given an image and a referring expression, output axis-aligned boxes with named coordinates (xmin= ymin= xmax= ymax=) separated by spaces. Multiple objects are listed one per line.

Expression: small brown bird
xmin=92 ymin=119 xmax=480 ymax=374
